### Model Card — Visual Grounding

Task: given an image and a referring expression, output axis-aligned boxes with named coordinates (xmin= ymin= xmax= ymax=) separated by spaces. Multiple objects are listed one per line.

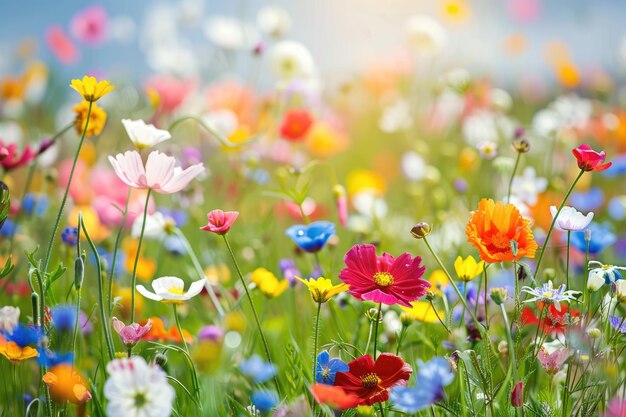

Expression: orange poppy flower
xmin=466 ymin=198 xmax=538 ymax=263
xmin=141 ymin=317 xmax=193 ymax=344
xmin=43 ymin=364 xmax=92 ymax=404
xmin=0 ymin=340 xmax=38 ymax=364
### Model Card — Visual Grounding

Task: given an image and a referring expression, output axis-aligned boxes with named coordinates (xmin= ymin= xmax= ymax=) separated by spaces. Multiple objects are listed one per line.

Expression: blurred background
xmin=2 ymin=0 xmax=626 ymax=90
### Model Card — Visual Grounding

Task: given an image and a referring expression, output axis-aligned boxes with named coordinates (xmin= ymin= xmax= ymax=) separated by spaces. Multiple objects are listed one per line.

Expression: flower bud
xmin=31 ymin=292 xmax=40 ymax=326
xmin=512 ymin=138 xmax=530 ymax=153
xmin=587 ymin=328 xmax=601 ymax=339
xmin=543 ymin=268 xmax=556 ymax=281
xmin=490 ymin=288 xmax=508 ymax=305
xmin=400 ymin=312 xmax=414 ymax=327
xmin=154 ymin=352 xmax=168 ymax=368
xmin=511 ymin=381 xmax=523 ymax=407
xmin=366 ymin=308 xmax=382 ymax=322
xmin=498 ymin=340 xmax=509 ymax=356
xmin=410 ymin=222 xmax=431 ymax=239
xmin=74 ymin=257 xmax=84 ymax=290
xmin=424 ymin=290 xmax=437 ymax=302
xmin=585 ymin=228 xmax=592 ymax=242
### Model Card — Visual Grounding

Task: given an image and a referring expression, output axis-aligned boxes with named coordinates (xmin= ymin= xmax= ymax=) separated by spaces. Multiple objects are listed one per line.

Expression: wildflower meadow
xmin=2 ymin=2 xmax=626 ymax=416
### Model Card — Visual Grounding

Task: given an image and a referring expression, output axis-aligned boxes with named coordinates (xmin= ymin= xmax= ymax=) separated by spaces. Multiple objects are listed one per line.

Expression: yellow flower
xmin=428 ymin=269 xmax=449 ymax=297
xmin=73 ymin=101 xmax=107 ymax=137
xmin=250 ymin=267 xmax=289 ymax=298
xmin=70 ymin=75 xmax=114 ymax=102
xmin=296 ymin=276 xmax=349 ymax=303
xmin=346 ymin=169 xmax=386 ymax=197
xmin=306 ymin=122 xmax=348 ymax=158
xmin=454 ymin=255 xmax=484 ymax=282
xmin=401 ymin=301 xmax=445 ymax=324
xmin=0 ymin=340 xmax=38 ymax=364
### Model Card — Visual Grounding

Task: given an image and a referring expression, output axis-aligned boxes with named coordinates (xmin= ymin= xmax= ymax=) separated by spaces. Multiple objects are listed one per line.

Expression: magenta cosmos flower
xmin=108 ymin=150 xmax=204 ymax=194
xmin=338 ymin=244 xmax=429 ymax=307
xmin=111 ymin=317 xmax=152 ymax=346
xmin=201 ymin=209 xmax=239 ymax=235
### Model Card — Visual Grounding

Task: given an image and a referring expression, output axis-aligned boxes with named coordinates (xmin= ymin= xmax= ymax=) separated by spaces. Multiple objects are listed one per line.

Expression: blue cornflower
xmin=158 ymin=207 xmax=188 ymax=227
xmin=0 ymin=219 xmax=16 ymax=237
xmin=92 ymin=247 xmax=125 ymax=277
xmin=569 ymin=187 xmax=604 ymax=212
xmin=61 ymin=227 xmax=79 ymax=246
xmin=316 ymin=350 xmax=349 ymax=385
xmin=609 ymin=315 xmax=626 ymax=333
xmin=21 ymin=193 xmax=49 ymax=216
xmin=51 ymin=305 xmax=76 ymax=332
xmin=4 ymin=324 xmax=42 ymax=347
xmin=164 ymin=235 xmax=186 ymax=255
xmin=241 ymin=354 xmax=277 ymax=383
xmin=285 ymin=221 xmax=335 ymax=252
xmin=608 ymin=197 xmax=626 ymax=221
xmin=603 ymin=154 xmax=626 ymax=177
xmin=570 ymin=222 xmax=617 ymax=254
xmin=37 ymin=348 xmax=74 ymax=367
xmin=251 ymin=390 xmax=279 ymax=412
xmin=21 ymin=193 xmax=36 ymax=214
xmin=390 ymin=357 xmax=455 ymax=413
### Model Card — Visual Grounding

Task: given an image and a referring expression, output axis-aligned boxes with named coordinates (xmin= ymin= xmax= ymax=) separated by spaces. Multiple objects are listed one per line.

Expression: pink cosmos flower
xmin=0 ymin=141 xmax=35 ymax=171
xmin=112 ymin=317 xmax=152 ymax=346
xmin=145 ymin=75 xmax=195 ymax=114
xmin=108 ymin=150 xmax=204 ymax=194
xmin=604 ymin=397 xmax=626 ymax=417
xmin=537 ymin=347 xmax=569 ymax=374
xmin=200 ymin=210 xmax=239 ymax=235
xmin=45 ymin=26 xmax=79 ymax=65
xmin=338 ymin=244 xmax=429 ymax=307
xmin=70 ymin=5 xmax=109 ymax=46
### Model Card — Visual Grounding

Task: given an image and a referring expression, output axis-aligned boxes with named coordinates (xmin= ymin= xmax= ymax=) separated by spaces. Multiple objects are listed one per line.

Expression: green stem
xmin=483 ymin=264 xmax=489 ymax=329
xmin=42 ymin=103 xmax=93 ymax=274
xmin=500 ymin=303 xmax=519 ymax=382
xmin=373 ymin=303 xmax=382 ymax=359
xmin=583 ymin=234 xmax=591 ymax=324
xmin=566 ymin=231 xmax=571 ymax=290
xmin=173 ymin=304 xmax=189 ymax=353
xmin=108 ymin=188 xmax=131 ymax=316
xmin=312 ymin=302 xmax=322 ymax=382
xmin=35 ymin=269 xmax=53 ymax=417
xmin=175 ymin=228 xmax=225 ymax=318
xmin=70 ymin=287 xmax=82 ymax=358
xmin=534 ymin=170 xmax=585 ymax=278
xmin=506 ymin=152 xmax=522 ymax=203
xmin=130 ymin=189 xmax=152 ymax=323
xmin=222 ymin=234 xmax=281 ymax=395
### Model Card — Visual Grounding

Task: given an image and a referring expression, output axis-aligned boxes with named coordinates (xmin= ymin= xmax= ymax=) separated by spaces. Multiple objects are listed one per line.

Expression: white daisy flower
xmin=136 ymin=276 xmax=206 ymax=304
xmin=0 ymin=306 xmax=20 ymax=333
xmin=270 ymin=40 xmax=316 ymax=80
xmin=131 ymin=212 xmax=175 ymax=240
xmin=511 ymin=167 xmax=548 ymax=206
xmin=104 ymin=356 xmax=175 ymax=417
xmin=122 ymin=119 xmax=171 ymax=150
xmin=256 ymin=6 xmax=291 ymax=38
xmin=550 ymin=205 xmax=594 ymax=232
xmin=404 ymin=15 xmax=446 ymax=56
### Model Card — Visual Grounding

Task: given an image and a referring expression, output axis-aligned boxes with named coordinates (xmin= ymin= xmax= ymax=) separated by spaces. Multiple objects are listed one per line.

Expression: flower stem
xmin=221 ymin=234 xmax=281 ymax=395
xmin=130 ymin=189 xmax=152 ymax=323
xmin=108 ymin=188 xmax=131 ymax=316
xmin=173 ymin=304 xmax=189 ymax=353
xmin=42 ymin=103 xmax=93 ymax=274
xmin=500 ymin=303 xmax=519 ymax=382
xmin=373 ymin=303 xmax=382 ymax=360
xmin=312 ymin=301 xmax=322 ymax=382
xmin=506 ymin=151 xmax=522 ymax=203
xmin=566 ymin=231 xmax=571 ymax=290
xmin=533 ymin=170 xmax=584 ymax=278
xmin=175 ymin=228 xmax=225 ymax=318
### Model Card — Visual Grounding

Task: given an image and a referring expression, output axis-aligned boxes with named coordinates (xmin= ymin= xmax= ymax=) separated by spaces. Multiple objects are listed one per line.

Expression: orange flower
xmin=466 ymin=198 xmax=538 ymax=263
xmin=43 ymin=364 xmax=92 ymax=404
xmin=142 ymin=317 xmax=193 ymax=344
xmin=0 ymin=340 xmax=38 ymax=364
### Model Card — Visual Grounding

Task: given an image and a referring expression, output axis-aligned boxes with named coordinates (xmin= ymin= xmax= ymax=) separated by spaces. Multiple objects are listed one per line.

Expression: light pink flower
xmin=112 ymin=317 xmax=152 ymax=346
xmin=108 ymin=150 xmax=204 ymax=194
xmin=604 ymin=397 xmax=626 ymax=417
xmin=201 ymin=209 xmax=239 ymax=235
xmin=45 ymin=26 xmax=79 ymax=65
xmin=145 ymin=75 xmax=195 ymax=114
xmin=70 ymin=5 xmax=109 ymax=46
xmin=537 ymin=347 xmax=569 ymax=374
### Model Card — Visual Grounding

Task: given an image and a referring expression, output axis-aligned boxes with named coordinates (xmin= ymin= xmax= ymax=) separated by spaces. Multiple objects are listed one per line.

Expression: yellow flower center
xmin=543 ymin=291 xmax=553 ymax=298
xmin=492 ymin=233 xmax=511 ymax=250
xmin=168 ymin=287 xmax=184 ymax=295
xmin=361 ymin=372 xmax=381 ymax=389
xmin=373 ymin=272 xmax=394 ymax=287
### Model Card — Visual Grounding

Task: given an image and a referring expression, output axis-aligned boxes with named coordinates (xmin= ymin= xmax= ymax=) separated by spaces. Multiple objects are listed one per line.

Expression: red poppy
xmin=279 ymin=109 xmax=314 ymax=141
xmin=333 ymin=353 xmax=412 ymax=406
xmin=521 ymin=303 xmax=580 ymax=335
xmin=311 ymin=384 xmax=359 ymax=410
xmin=572 ymin=144 xmax=612 ymax=172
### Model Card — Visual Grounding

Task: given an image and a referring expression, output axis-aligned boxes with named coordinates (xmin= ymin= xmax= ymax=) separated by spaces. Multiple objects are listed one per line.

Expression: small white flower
xmin=615 ymin=280 xmax=626 ymax=303
xmin=379 ymin=100 xmax=413 ymax=133
xmin=352 ymin=192 xmax=388 ymax=219
xmin=131 ymin=212 xmax=172 ymax=240
xmin=202 ymin=109 xmax=238 ymax=138
xmin=0 ymin=306 xmax=20 ymax=333
xmin=401 ymin=151 xmax=427 ymax=181
xmin=136 ymin=276 xmax=206 ymax=304
xmin=511 ymin=167 xmax=548 ymax=206
xmin=104 ymin=356 xmax=175 ymax=417
xmin=122 ymin=119 xmax=171 ymax=150
xmin=463 ymin=111 xmax=500 ymax=145
xmin=204 ymin=16 xmax=257 ymax=50
xmin=490 ymin=88 xmax=513 ymax=113
xmin=477 ymin=141 xmax=498 ymax=160
xmin=270 ymin=40 xmax=316 ymax=80
xmin=587 ymin=261 xmax=625 ymax=292
xmin=522 ymin=280 xmax=580 ymax=311
xmin=550 ymin=206 xmax=594 ymax=232
xmin=404 ymin=15 xmax=446 ymax=56
xmin=256 ymin=6 xmax=291 ymax=38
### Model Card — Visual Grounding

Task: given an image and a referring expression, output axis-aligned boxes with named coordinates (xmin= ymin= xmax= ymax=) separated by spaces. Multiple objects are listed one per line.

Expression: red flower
xmin=0 ymin=142 xmax=35 ymax=171
xmin=521 ymin=303 xmax=580 ymax=335
xmin=333 ymin=353 xmax=412 ymax=406
xmin=338 ymin=244 xmax=429 ymax=307
xmin=511 ymin=381 xmax=523 ymax=407
xmin=311 ymin=384 xmax=359 ymax=410
xmin=279 ymin=109 xmax=314 ymax=141
xmin=572 ymin=144 xmax=612 ymax=172
xmin=200 ymin=210 xmax=239 ymax=235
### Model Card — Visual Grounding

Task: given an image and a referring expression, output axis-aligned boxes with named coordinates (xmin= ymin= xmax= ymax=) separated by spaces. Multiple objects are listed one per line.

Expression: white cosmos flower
xmin=550 ymin=205 xmax=594 ymax=232
xmin=257 ymin=6 xmax=291 ymax=38
xmin=511 ymin=167 xmax=548 ymax=206
xmin=270 ymin=40 xmax=316 ymax=80
xmin=104 ymin=356 xmax=175 ymax=417
xmin=379 ymin=100 xmax=413 ymax=133
xmin=131 ymin=212 xmax=172 ymax=240
xmin=136 ymin=276 xmax=206 ymax=304
xmin=204 ymin=16 xmax=257 ymax=50
xmin=404 ymin=15 xmax=446 ymax=56
xmin=0 ymin=306 xmax=20 ymax=333
xmin=122 ymin=119 xmax=171 ymax=150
